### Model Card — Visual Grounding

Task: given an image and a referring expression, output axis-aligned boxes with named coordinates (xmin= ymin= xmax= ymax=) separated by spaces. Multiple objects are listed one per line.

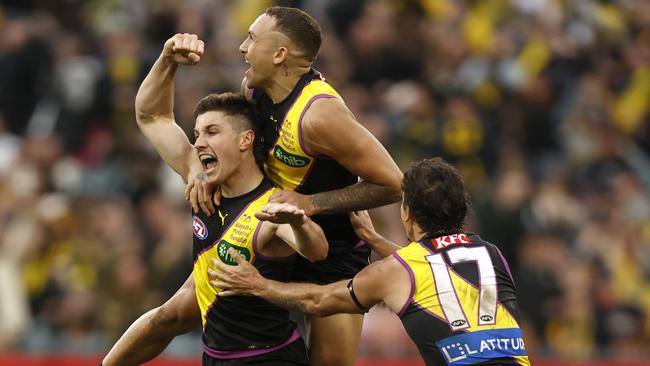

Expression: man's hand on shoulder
xmin=185 ymin=172 xmax=221 ymax=216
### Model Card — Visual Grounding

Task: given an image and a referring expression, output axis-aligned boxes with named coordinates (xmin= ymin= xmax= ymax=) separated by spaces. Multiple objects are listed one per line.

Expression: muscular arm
xmin=209 ymin=250 xmax=410 ymax=316
xmin=135 ymin=35 xmax=204 ymax=183
xmin=274 ymin=216 xmax=328 ymax=262
xmin=310 ymin=182 xmax=395 ymax=216
xmin=256 ymin=203 xmax=328 ymax=262
xmin=252 ymin=279 xmax=359 ymax=317
xmin=301 ymin=98 xmax=403 ymax=214
xmin=102 ymin=275 xmax=201 ymax=366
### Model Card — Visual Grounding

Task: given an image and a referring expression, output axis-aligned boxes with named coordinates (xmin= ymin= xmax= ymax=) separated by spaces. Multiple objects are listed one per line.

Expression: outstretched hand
xmin=207 ymin=248 xmax=263 ymax=297
xmin=268 ymin=190 xmax=315 ymax=216
xmin=185 ymin=172 xmax=221 ymax=215
xmin=349 ymin=210 xmax=377 ymax=242
xmin=163 ymin=33 xmax=205 ymax=65
xmin=255 ymin=202 xmax=307 ymax=225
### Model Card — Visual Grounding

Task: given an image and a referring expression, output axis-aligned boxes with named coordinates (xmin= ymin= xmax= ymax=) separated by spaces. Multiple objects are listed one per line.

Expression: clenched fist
xmin=163 ymin=33 xmax=205 ymax=65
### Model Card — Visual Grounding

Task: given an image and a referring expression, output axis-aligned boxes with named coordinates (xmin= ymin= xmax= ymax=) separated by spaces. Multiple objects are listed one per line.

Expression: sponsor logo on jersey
xmin=273 ymin=145 xmax=309 ymax=168
xmin=193 ymin=216 xmax=208 ymax=240
xmin=433 ymin=233 xmax=471 ymax=250
xmin=217 ymin=239 xmax=251 ymax=265
xmin=436 ymin=328 xmax=526 ymax=365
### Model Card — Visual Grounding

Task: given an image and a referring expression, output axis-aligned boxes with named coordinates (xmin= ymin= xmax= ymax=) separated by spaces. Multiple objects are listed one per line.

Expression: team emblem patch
xmin=192 ymin=216 xmax=208 ymax=240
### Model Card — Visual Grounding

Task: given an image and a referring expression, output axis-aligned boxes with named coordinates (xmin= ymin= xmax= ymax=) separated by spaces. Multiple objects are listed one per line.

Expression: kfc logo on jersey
xmin=433 ymin=233 xmax=470 ymax=249
xmin=193 ymin=216 xmax=208 ymax=240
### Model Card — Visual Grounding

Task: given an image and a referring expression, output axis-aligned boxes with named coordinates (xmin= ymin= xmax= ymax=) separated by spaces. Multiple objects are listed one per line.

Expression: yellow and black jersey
xmin=192 ymin=178 xmax=300 ymax=359
xmin=251 ymin=69 xmax=359 ymax=251
xmin=392 ymin=233 xmax=530 ymax=366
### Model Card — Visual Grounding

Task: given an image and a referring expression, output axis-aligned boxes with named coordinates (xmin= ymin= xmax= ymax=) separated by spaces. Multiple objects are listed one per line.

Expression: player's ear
xmin=239 ymin=129 xmax=255 ymax=151
xmin=273 ymin=46 xmax=288 ymax=65
xmin=400 ymin=197 xmax=411 ymax=223
xmin=402 ymin=204 xmax=413 ymax=223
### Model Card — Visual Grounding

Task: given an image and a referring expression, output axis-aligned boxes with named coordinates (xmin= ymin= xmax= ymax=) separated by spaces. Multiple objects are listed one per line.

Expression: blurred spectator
xmin=0 ymin=0 xmax=649 ymax=360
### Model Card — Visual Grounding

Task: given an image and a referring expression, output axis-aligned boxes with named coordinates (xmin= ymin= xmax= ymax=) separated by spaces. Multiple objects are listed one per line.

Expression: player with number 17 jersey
xmin=393 ymin=232 xmax=530 ymax=366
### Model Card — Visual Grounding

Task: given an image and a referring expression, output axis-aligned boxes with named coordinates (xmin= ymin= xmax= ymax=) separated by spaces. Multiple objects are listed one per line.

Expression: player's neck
xmin=221 ymin=158 xmax=264 ymax=198
xmin=410 ymin=224 xmax=428 ymax=243
xmin=265 ymin=65 xmax=310 ymax=104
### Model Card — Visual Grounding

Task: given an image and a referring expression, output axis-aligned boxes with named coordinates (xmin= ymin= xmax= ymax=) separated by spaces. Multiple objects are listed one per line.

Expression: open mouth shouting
xmin=199 ymin=153 xmax=219 ymax=172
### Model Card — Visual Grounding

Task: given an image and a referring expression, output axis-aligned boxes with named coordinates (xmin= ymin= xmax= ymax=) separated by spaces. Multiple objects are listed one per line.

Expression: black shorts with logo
xmin=202 ymin=337 xmax=309 ymax=366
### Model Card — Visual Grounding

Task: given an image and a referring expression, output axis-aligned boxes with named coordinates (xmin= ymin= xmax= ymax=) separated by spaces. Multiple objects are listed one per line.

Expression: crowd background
xmin=0 ymin=0 xmax=649 ymax=361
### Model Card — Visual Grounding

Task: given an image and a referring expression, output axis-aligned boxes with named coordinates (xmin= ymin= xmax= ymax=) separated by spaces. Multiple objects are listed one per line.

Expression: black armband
xmin=347 ymin=279 xmax=369 ymax=313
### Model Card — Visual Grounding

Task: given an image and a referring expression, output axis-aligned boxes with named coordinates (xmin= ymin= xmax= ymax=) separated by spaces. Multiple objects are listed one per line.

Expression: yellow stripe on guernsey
xmin=265 ymin=79 xmax=341 ymax=190
xmin=193 ymin=187 xmax=278 ymax=327
xmin=396 ymin=243 xmax=522 ymax=330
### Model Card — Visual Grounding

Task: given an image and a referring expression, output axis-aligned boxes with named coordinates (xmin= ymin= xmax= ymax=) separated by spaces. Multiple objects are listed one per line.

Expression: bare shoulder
xmin=302 ymin=96 xmax=355 ymax=131
xmin=300 ymin=96 xmax=362 ymax=156
xmin=357 ymin=254 xmax=407 ymax=283
xmin=354 ymin=254 xmax=412 ymax=313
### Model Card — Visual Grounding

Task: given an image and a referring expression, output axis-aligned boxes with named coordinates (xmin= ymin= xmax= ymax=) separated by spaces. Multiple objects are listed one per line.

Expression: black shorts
xmin=202 ymin=337 xmax=309 ymax=366
xmin=291 ymin=240 xmax=371 ymax=284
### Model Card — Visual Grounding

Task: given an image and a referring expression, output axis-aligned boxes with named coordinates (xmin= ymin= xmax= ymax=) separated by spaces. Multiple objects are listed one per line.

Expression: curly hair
xmin=403 ymin=158 xmax=470 ymax=236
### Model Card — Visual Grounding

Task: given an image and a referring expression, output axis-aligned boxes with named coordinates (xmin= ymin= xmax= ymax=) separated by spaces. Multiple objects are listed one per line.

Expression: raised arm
xmin=208 ymin=248 xmax=410 ymax=316
xmin=269 ymin=97 xmax=403 ymax=215
xmin=135 ymin=33 xmax=205 ymax=183
xmin=256 ymin=202 xmax=328 ymax=262
xmin=102 ymin=275 xmax=201 ymax=366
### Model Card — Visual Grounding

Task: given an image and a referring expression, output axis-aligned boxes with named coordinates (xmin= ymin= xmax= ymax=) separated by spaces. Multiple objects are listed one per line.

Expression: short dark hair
xmin=193 ymin=92 xmax=254 ymax=129
xmin=403 ymin=158 xmax=470 ymax=236
xmin=265 ymin=6 xmax=322 ymax=62
xmin=193 ymin=93 xmax=265 ymax=171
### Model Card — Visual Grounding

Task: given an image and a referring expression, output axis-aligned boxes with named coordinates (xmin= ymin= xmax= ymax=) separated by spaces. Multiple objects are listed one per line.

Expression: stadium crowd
xmin=0 ymin=0 xmax=649 ymax=360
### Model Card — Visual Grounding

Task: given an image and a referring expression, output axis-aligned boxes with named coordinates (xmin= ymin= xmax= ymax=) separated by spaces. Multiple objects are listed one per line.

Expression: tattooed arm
xmin=268 ymin=97 xmax=403 ymax=215
xmin=310 ymin=181 xmax=396 ymax=215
